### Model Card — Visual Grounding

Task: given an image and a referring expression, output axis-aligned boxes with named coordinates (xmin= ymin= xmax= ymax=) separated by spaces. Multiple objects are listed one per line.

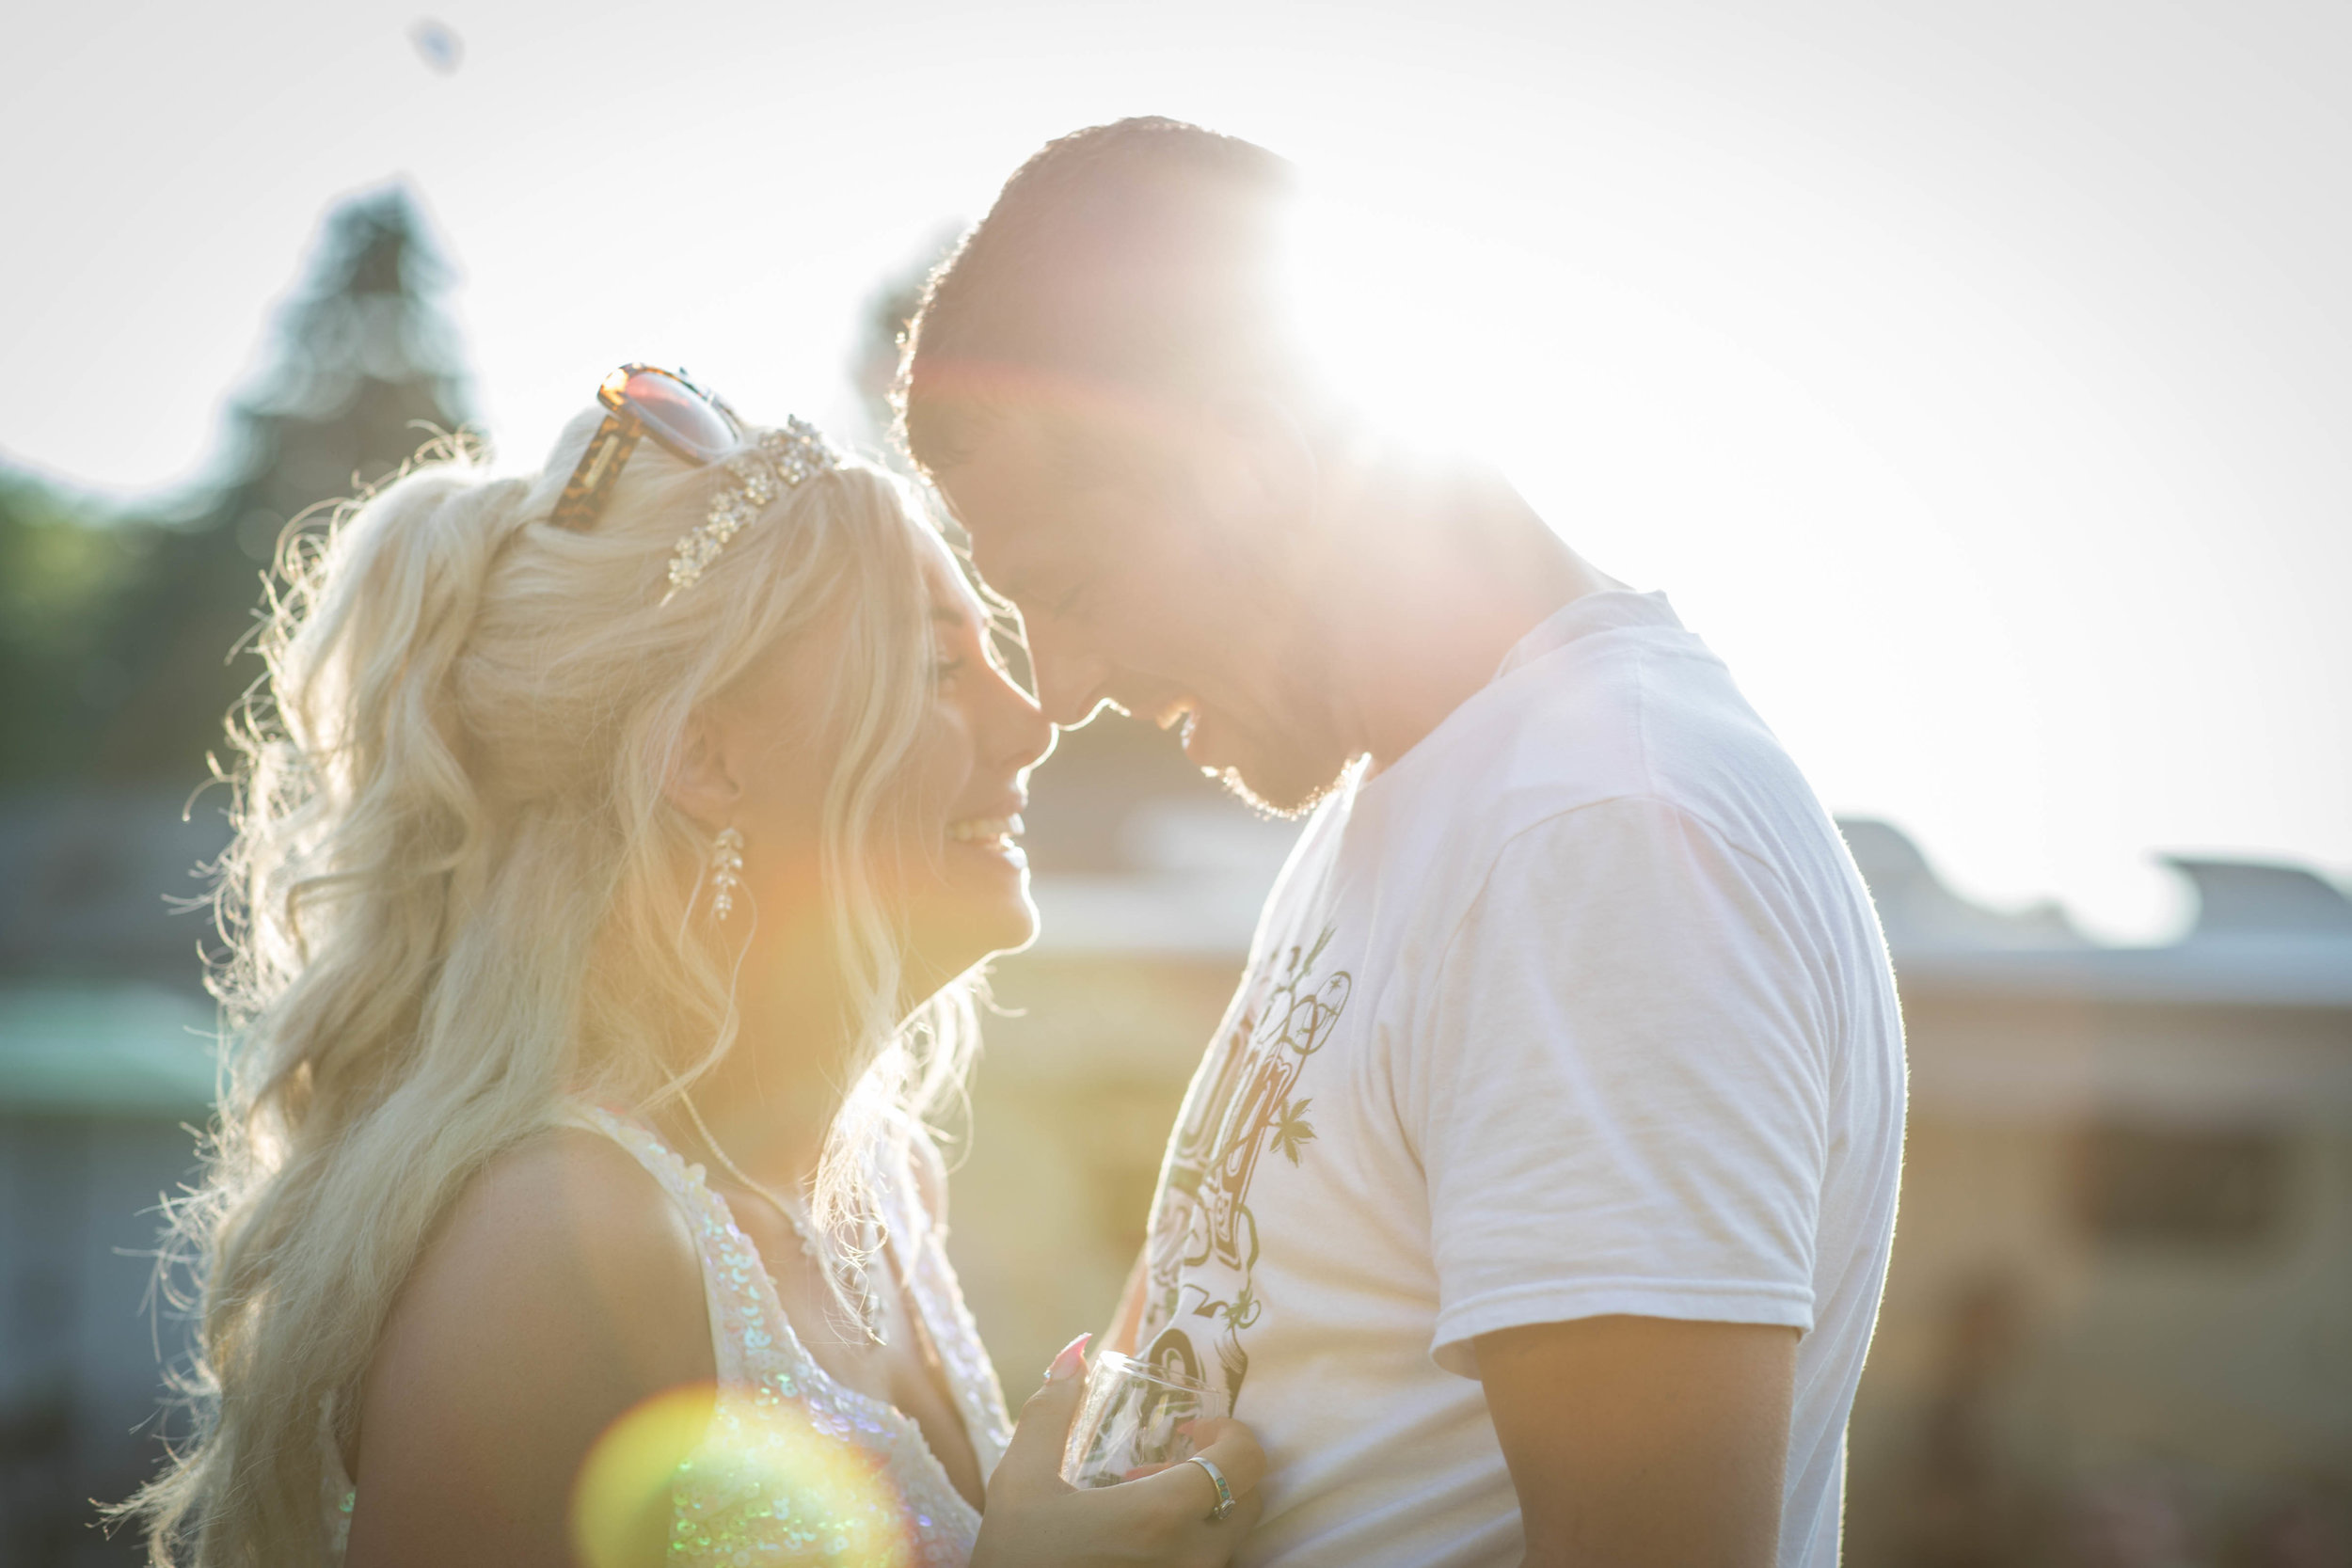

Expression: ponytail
xmin=253 ymin=456 xmax=532 ymax=1118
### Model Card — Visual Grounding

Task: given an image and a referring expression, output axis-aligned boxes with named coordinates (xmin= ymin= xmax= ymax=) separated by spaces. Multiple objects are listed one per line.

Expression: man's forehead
xmin=915 ymin=534 xmax=984 ymax=617
xmin=939 ymin=432 xmax=1093 ymax=594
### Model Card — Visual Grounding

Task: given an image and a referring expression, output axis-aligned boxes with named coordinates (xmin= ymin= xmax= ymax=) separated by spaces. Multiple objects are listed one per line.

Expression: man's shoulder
xmin=1375 ymin=613 xmax=1793 ymax=868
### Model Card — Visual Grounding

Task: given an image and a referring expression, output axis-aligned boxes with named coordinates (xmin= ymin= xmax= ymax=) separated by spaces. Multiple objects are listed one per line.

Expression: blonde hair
xmin=123 ymin=411 xmax=975 ymax=1565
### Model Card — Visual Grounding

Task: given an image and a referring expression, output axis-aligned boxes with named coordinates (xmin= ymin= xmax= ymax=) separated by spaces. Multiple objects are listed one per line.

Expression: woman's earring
xmin=710 ymin=826 xmax=745 ymax=921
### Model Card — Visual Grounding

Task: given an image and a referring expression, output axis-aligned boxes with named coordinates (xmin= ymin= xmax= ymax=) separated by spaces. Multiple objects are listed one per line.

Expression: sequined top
xmin=321 ymin=1105 xmax=1012 ymax=1565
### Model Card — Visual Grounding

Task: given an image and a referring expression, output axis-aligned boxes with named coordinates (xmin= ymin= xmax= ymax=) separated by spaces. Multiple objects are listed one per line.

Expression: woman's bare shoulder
xmin=371 ymin=1124 xmax=714 ymax=1401
xmin=345 ymin=1126 xmax=712 ymax=1567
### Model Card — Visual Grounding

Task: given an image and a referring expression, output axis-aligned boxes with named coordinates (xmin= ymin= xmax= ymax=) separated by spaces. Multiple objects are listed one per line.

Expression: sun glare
xmin=1281 ymin=177 xmax=2098 ymax=932
xmin=1283 ymin=194 xmax=1515 ymax=457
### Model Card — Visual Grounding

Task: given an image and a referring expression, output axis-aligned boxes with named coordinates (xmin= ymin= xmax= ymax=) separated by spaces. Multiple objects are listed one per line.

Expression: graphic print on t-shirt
xmin=1137 ymin=926 xmax=1351 ymax=1411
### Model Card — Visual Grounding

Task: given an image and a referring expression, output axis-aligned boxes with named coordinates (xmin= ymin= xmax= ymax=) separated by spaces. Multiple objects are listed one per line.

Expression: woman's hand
xmin=972 ymin=1335 xmax=1265 ymax=1568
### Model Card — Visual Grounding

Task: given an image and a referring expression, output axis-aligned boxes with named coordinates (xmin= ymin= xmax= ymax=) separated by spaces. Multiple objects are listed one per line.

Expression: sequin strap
xmin=559 ymin=1106 xmax=750 ymax=1386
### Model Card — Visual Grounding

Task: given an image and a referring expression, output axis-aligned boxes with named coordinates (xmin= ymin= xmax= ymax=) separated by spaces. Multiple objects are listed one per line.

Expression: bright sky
xmin=7 ymin=0 xmax=2347 ymax=940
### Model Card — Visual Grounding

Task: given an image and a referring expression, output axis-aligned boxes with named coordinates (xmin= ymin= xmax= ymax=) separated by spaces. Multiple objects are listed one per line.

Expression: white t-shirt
xmin=1132 ymin=591 xmax=1907 ymax=1568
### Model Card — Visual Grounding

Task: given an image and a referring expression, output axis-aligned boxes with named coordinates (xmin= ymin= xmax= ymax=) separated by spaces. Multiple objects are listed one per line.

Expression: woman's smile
xmin=946 ymin=811 xmax=1027 ymax=863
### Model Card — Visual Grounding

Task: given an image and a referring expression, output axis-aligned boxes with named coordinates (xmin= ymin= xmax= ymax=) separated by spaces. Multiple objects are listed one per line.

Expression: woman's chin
xmin=906 ymin=897 xmax=1041 ymax=992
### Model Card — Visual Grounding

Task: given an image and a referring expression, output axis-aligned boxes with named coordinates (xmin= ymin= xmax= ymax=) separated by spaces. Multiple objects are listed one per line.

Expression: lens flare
xmin=572 ymin=1384 xmax=914 ymax=1568
xmin=1280 ymin=190 xmax=1521 ymax=457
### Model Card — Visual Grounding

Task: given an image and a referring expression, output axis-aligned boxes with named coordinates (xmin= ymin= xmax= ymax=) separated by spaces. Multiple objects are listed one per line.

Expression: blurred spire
xmin=191 ymin=182 xmax=475 ymax=544
xmin=83 ymin=182 xmax=477 ymax=783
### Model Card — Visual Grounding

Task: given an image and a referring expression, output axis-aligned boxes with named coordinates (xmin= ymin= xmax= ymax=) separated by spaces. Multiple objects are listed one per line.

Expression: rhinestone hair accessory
xmin=661 ymin=417 xmax=842 ymax=603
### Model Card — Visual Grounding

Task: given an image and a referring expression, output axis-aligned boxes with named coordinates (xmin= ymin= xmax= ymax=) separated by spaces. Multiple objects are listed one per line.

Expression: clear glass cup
xmin=1058 ymin=1351 xmax=1232 ymax=1489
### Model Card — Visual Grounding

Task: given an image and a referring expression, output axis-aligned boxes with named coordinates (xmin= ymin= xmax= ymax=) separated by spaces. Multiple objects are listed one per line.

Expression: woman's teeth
xmin=946 ymin=815 xmax=1024 ymax=845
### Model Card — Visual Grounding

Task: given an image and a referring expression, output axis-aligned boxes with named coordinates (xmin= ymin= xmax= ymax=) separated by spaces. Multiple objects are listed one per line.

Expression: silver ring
xmin=1186 ymin=1454 xmax=1236 ymax=1523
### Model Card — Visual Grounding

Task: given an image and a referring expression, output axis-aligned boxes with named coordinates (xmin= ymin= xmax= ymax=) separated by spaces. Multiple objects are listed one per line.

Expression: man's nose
xmin=1025 ymin=622 xmax=1115 ymax=727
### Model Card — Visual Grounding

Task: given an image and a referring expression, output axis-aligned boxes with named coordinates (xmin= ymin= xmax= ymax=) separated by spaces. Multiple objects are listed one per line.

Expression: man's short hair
xmin=898 ymin=117 xmax=1298 ymax=474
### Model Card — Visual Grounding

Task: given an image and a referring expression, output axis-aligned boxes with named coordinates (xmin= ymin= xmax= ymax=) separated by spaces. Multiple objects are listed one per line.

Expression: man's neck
xmin=1322 ymin=459 xmax=1619 ymax=773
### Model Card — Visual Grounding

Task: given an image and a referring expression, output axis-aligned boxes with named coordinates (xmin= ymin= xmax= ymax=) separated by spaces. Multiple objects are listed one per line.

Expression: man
xmin=901 ymin=119 xmax=1906 ymax=1568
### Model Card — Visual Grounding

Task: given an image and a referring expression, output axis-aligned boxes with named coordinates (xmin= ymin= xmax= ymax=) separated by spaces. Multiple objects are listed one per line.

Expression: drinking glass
xmin=1058 ymin=1352 xmax=1231 ymax=1489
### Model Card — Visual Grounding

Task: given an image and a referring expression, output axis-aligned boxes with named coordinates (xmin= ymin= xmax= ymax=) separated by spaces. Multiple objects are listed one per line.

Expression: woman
xmin=123 ymin=367 xmax=1262 ymax=1566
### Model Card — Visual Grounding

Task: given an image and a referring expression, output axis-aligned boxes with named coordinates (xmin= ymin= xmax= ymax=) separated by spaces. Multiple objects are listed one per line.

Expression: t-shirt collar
xmin=1493 ymin=589 xmax=1682 ymax=682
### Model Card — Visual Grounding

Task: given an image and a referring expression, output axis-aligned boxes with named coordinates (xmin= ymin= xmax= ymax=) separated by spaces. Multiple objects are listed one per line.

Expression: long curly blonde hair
xmin=122 ymin=408 xmax=976 ymax=1565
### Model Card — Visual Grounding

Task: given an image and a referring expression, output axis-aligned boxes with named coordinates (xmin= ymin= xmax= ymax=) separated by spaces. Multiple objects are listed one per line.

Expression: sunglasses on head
xmin=550 ymin=364 xmax=744 ymax=531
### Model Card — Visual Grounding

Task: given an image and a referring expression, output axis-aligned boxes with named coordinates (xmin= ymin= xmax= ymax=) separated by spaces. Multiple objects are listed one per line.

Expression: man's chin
xmin=1206 ymin=752 xmax=1349 ymax=820
xmin=1176 ymin=705 xmax=1348 ymax=818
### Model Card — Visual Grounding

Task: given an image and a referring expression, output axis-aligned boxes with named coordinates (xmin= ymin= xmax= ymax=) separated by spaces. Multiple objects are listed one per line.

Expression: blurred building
xmin=0 ymin=985 xmax=212 ymax=1568
xmin=1838 ymin=825 xmax=2352 ymax=1567
xmin=0 ymin=793 xmax=224 ymax=1566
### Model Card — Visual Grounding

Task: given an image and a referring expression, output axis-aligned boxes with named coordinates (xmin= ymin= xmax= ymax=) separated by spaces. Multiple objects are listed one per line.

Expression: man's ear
xmin=666 ymin=708 xmax=743 ymax=831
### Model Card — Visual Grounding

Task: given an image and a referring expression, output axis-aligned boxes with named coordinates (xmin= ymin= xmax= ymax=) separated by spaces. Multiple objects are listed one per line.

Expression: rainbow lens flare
xmin=571 ymin=1384 xmax=915 ymax=1568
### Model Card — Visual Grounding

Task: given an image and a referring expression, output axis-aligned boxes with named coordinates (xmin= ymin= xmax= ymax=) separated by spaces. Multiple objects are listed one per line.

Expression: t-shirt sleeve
xmin=1414 ymin=796 xmax=1830 ymax=1377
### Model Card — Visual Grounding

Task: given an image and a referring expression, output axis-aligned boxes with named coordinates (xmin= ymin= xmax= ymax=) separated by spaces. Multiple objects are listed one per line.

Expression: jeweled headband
xmin=660 ymin=418 xmax=843 ymax=604
xmin=549 ymin=366 xmax=846 ymax=604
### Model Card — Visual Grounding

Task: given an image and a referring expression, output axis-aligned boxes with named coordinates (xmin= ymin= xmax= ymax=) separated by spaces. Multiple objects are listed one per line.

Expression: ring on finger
xmin=1185 ymin=1454 xmax=1236 ymax=1523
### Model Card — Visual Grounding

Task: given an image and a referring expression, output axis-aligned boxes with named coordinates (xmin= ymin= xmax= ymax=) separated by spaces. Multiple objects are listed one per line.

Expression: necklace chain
xmin=678 ymin=1091 xmax=818 ymax=1252
xmin=677 ymin=1090 xmax=883 ymax=1339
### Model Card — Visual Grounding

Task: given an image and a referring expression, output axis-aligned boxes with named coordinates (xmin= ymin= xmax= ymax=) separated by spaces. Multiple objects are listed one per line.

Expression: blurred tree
xmin=0 ymin=475 xmax=149 ymax=788
xmin=0 ymin=182 xmax=476 ymax=791
xmin=850 ymin=226 xmax=961 ymax=454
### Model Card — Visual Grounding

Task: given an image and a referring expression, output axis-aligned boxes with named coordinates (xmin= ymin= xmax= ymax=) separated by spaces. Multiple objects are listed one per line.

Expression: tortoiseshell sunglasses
xmin=549 ymin=364 xmax=744 ymax=531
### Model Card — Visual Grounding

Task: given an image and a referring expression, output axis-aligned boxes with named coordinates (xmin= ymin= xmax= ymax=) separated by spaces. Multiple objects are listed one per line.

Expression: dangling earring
xmin=709 ymin=826 xmax=745 ymax=921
